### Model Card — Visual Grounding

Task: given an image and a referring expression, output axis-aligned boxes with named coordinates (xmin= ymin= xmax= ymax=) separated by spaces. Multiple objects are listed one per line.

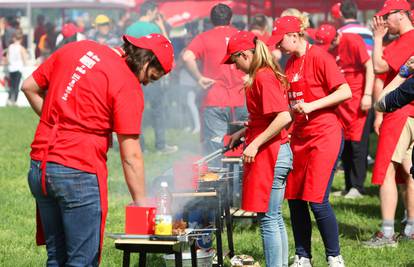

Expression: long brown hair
xmin=246 ymin=38 xmax=288 ymax=89
xmin=122 ymin=41 xmax=164 ymax=77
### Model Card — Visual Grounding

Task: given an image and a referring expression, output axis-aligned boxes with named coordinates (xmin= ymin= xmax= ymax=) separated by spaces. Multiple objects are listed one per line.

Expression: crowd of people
xmin=13 ymin=0 xmax=414 ymax=266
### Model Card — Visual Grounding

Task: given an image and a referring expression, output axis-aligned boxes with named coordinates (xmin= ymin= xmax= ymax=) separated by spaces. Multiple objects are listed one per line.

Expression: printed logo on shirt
xmin=62 ymin=51 xmax=101 ymax=101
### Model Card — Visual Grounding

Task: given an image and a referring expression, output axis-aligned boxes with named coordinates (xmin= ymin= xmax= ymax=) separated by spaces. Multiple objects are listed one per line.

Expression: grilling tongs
xmin=194 ymin=137 xmax=244 ymax=165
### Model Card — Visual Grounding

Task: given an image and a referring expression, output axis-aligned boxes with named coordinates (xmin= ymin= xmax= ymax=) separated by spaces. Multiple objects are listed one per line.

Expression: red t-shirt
xmin=247 ymin=68 xmax=289 ymax=119
xmin=331 ymin=33 xmax=370 ymax=140
xmin=332 ymin=33 xmax=370 ymax=75
xmin=30 ymin=40 xmax=144 ymax=173
xmin=186 ymin=25 xmax=245 ymax=107
xmin=383 ymin=29 xmax=414 ymax=86
xmin=286 ymin=45 xmax=346 ymax=102
xmin=286 ymin=45 xmax=346 ymax=127
xmin=246 ymin=68 xmax=289 ymax=143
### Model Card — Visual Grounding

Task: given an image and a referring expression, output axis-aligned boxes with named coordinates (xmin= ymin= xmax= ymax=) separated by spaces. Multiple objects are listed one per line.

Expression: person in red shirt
xmin=364 ymin=0 xmax=414 ymax=247
xmin=314 ymin=24 xmax=374 ymax=199
xmin=21 ymin=33 xmax=174 ymax=266
xmin=182 ymin=3 xmax=247 ymax=165
xmin=223 ymin=30 xmax=292 ymax=267
xmin=249 ymin=14 xmax=271 ymax=43
xmin=268 ymin=16 xmax=351 ymax=267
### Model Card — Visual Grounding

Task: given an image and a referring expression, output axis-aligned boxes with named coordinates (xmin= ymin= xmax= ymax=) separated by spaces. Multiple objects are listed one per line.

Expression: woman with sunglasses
xmin=268 ymin=16 xmax=351 ymax=267
xmin=223 ymin=31 xmax=292 ymax=267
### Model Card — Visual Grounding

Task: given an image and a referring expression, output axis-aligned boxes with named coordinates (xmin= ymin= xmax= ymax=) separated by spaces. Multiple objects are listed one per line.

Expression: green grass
xmin=0 ymin=107 xmax=413 ymax=267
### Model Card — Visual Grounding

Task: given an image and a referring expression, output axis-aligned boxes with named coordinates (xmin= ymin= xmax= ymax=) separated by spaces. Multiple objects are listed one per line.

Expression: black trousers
xmin=8 ymin=71 xmax=22 ymax=102
xmin=341 ymin=109 xmax=374 ymax=193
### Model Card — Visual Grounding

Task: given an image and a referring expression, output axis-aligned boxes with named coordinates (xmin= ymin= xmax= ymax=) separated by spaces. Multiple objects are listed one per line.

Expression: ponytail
xmin=246 ymin=38 xmax=288 ymax=89
xmin=280 ymin=8 xmax=310 ymax=32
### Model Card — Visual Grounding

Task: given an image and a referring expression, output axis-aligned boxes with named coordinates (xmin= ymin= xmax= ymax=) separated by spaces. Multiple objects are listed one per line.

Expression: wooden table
xmin=114 ymin=237 xmax=197 ymax=267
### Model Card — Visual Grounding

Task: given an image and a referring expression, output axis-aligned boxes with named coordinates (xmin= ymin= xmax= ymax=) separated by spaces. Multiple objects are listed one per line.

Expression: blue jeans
xmin=140 ymin=81 xmax=166 ymax=150
xmin=257 ymin=143 xmax=293 ymax=267
xmin=203 ymin=106 xmax=248 ymax=166
xmin=28 ymin=160 xmax=101 ymax=267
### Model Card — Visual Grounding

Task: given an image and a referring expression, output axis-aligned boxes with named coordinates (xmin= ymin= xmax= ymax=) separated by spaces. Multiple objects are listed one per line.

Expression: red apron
xmin=35 ymin=114 xmax=110 ymax=263
xmin=242 ymin=119 xmax=281 ymax=212
xmin=372 ymin=106 xmax=411 ymax=185
xmin=285 ymin=45 xmax=343 ymax=203
xmin=337 ymin=72 xmax=367 ymax=141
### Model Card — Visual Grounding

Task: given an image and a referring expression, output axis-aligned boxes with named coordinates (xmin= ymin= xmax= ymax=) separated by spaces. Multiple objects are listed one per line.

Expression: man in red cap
xmin=365 ymin=0 xmax=414 ymax=248
xmin=55 ymin=22 xmax=86 ymax=50
xmin=22 ymin=33 xmax=174 ymax=265
xmin=182 ymin=3 xmax=247 ymax=165
xmin=315 ymin=24 xmax=374 ymax=200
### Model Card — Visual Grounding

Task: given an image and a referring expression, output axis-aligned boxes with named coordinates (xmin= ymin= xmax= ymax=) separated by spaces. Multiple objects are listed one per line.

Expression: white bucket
xmin=163 ymin=250 xmax=214 ymax=267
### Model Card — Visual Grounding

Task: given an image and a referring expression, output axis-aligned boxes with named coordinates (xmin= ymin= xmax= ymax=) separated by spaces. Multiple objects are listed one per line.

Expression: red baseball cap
xmin=267 ymin=16 xmax=302 ymax=47
xmin=376 ymin=0 xmax=411 ymax=16
xmin=222 ymin=31 xmax=256 ymax=64
xmin=331 ymin=2 xmax=342 ymax=19
xmin=315 ymin=24 xmax=337 ymax=51
xmin=61 ymin=23 xmax=79 ymax=38
xmin=123 ymin=33 xmax=174 ymax=74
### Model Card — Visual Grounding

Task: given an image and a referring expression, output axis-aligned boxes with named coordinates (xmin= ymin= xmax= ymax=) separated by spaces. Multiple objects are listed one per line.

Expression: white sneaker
xmin=327 ymin=255 xmax=345 ymax=267
xmin=290 ymin=255 xmax=312 ymax=267
xmin=344 ymin=188 xmax=363 ymax=199
xmin=331 ymin=190 xmax=347 ymax=197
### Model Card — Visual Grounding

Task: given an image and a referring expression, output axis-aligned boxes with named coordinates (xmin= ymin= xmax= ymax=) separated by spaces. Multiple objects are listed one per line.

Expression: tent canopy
xmin=150 ymin=0 xmax=389 ymax=27
xmin=0 ymin=0 xmax=135 ymax=9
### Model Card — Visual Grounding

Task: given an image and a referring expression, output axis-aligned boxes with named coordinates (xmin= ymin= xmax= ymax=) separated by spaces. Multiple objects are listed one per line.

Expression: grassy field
xmin=0 ymin=107 xmax=413 ymax=267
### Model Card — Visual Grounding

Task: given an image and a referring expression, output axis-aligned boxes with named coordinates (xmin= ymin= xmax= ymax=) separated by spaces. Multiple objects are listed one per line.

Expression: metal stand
xmin=114 ymin=238 xmax=197 ymax=267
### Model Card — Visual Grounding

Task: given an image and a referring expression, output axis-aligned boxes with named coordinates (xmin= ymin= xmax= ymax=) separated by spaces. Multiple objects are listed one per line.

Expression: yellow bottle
xmin=154 ymin=182 xmax=172 ymax=235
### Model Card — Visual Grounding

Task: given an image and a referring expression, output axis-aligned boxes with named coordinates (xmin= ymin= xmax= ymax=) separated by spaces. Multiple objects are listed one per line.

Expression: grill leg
xmin=139 ymin=252 xmax=146 ymax=267
xmin=122 ymin=251 xmax=130 ymax=267
xmin=191 ymin=241 xmax=198 ymax=267
xmin=175 ymin=252 xmax=183 ymax=267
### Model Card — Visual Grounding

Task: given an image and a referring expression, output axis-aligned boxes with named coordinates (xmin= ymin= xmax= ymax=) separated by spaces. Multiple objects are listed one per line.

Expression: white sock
xmin=404 ymin=219 xmax=414 ymax=236
xmin=381 ymin=220 xmax=394 ymax=238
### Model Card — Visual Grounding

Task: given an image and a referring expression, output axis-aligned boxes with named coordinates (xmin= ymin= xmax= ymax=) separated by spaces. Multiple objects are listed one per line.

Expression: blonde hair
xmin=280 ymin=8 xmax=310 ymax=32
xmin=246 ymin=39 xmax=288 ymax=89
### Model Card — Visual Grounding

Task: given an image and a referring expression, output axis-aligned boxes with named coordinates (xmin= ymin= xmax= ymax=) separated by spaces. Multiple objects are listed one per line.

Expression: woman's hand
xmin=374 ymin=114 xmax=383 ymax=135
xmin=229 ymin=128 xmax=245 ymax=149
xmin=360 ymin=95 xmax=372 ymax=111
xmin=293 ymin=102 xmax=315 ymax=115
xmin=242 ymin=143 xmax=258 ymax=163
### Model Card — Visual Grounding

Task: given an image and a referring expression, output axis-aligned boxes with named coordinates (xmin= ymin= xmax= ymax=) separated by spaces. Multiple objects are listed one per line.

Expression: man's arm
xmin=182 ymin=50 xmax=215 ymax=89
xmin=21 ymin=75 xmax=46 ymax=116
xmin=118 ymin=134 xmax=146 ymax=206
xmin=371 ymin=16 xmax=389 ymax=74
xmin=361 ymin=58 xmax=375 ymax=111
xmin=376 ymin=76 xmax=414 ymax=112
